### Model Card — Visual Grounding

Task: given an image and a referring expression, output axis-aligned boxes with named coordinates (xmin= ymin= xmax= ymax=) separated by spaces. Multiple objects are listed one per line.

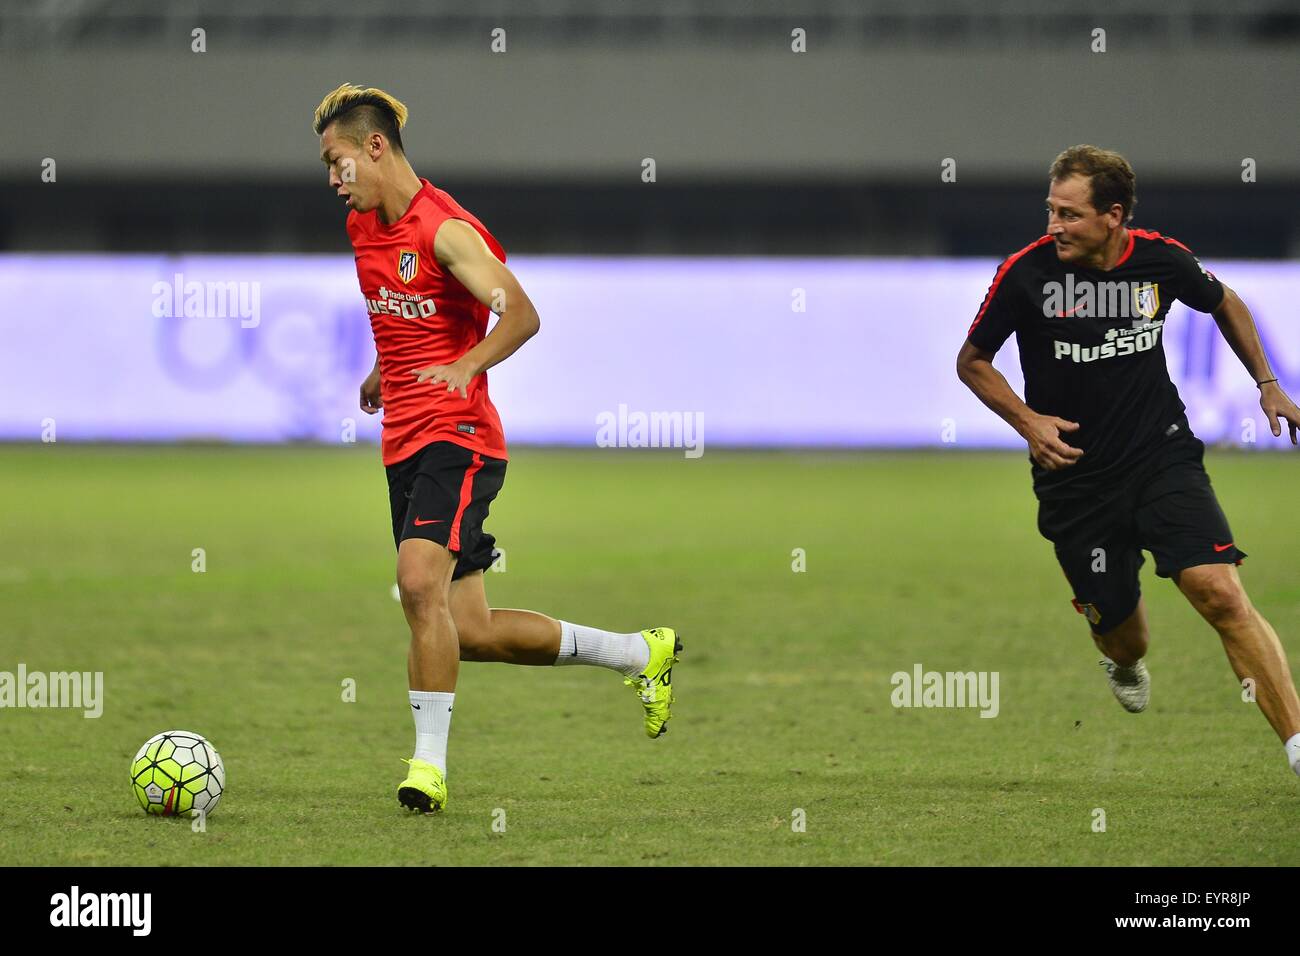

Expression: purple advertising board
xmin=0 ymin=255 xmax=1295 ymax=451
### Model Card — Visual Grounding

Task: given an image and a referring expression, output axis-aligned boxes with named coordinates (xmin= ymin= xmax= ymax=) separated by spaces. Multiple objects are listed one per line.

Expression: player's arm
xmin=360 ymin=355 xmax=382 ymax=414
xmin=1211 ymin=283 xmax=1299 ymax=444
xmin=957 ymin=340 xmax=1083 ymax=470
xmin=412 ymin=218 xmax=541 ymax=399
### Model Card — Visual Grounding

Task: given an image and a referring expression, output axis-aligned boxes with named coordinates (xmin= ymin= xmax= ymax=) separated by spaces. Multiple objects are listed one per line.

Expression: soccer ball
xmin=130 ymin=730 xmax=225 ymax=818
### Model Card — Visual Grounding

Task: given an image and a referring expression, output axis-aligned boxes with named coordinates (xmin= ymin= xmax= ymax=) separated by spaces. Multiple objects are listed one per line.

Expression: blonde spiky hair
xmin=313 ymin=83 xmax=409 ymax=151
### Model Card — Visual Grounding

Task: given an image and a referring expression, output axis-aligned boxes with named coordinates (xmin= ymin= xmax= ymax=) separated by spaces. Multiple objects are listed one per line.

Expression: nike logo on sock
xmin=411 ymin=703 xmax=421 ymax=710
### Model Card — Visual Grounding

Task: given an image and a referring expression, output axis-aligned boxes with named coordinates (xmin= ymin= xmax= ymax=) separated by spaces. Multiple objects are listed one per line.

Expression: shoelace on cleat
xmin=624 ymin=674 xmax=663 ymax=706
xmin=1099 ymin=660 xmax=1142 ymax=686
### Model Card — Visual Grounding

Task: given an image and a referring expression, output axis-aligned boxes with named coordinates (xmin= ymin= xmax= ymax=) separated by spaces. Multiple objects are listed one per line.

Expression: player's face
xmin=1046 ymin=174 xmax=1117 ymax=264
xmin=319 ymin=125 xmax=372 ymax=213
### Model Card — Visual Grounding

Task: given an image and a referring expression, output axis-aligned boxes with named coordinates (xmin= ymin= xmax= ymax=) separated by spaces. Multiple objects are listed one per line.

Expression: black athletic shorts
xmin=1036 ymin=432 xmax=1246 ymax=635
xmin=385 ymin=440 xmax=507 ymax=580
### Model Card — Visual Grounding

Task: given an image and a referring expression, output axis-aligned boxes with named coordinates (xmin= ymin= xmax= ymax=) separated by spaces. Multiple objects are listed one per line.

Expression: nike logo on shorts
xmin=1213 ymin=542 xmax=1234 ymax=552
xmin=413 ymin=517 xmax=443 ymax=526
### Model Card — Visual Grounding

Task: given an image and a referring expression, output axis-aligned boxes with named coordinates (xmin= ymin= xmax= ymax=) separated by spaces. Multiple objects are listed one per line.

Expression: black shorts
xmin=385 ymin=441 xmax=507 ymax=580
xmin=1036 ymin=434 xmax=1246 ymax=635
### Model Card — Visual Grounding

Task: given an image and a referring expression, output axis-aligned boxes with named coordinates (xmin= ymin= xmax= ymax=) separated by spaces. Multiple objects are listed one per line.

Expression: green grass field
xmin=1 ymin=444 xmax=1297 ymax=866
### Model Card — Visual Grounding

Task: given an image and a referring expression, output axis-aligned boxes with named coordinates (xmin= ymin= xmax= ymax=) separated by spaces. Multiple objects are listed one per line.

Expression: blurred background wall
xmin=2 ymin=1 xmax=1297 ymax=451
xmin=3 ymin=0 xmax=1299 ymax=257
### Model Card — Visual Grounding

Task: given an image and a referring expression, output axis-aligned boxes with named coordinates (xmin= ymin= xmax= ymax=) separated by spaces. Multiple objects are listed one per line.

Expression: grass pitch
xmin=1 ymin=444 xmax=1297 ymax=865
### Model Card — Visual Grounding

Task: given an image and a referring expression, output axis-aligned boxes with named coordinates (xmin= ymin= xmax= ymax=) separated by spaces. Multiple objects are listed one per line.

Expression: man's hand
xmin=360 ymin=363 xmax=383 ymax=414
xmin=1260 ymin=381 xmax=1300 ymax=445
xmin=411 ymin=357 xmax=477 ymax=399
xmin=1020 ymin=413 xmax=1085 ymax=471
xmin=956 ymin=341 xmax=1081 ymax=468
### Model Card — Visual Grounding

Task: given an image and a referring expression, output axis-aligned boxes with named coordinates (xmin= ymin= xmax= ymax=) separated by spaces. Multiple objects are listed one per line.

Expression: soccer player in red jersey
xmin=313 ymin=84 xmax=681 ymax=812
xmin=958 ymin=145 xmax=1300 ymax=777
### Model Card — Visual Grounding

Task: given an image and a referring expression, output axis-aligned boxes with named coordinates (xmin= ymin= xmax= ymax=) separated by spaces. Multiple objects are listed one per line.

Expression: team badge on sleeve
xmin=397 ymin=249 xmax=420 ymax=284
xmin=1132 ymin=283 xmax=1160 ymax=320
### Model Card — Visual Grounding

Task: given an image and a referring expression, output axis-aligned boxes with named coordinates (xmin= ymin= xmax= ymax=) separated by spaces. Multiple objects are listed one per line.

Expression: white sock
xmin=1285 ymin=732 xmax=1300 ymax=776
xmin=410 ymin=690 xmax=454 ymax=773
xmin=554 ymin=621 xmax=650 ymax=676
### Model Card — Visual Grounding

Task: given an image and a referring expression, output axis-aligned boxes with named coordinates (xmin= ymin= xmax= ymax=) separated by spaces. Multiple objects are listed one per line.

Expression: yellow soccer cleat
xmin=398 ymin=757 xmax=448 ymax=813
xmin=625 ymin=627 xmax=682 ymax=738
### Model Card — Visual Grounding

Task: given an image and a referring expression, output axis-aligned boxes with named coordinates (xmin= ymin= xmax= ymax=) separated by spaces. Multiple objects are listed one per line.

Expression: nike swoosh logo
xmin=1213 ymin=542 xmax=1234 ymax=552
xmin=413 ymin=518 xmax=443 ymax=526
xmin=411 ymin=703 xmax=421 ymax=710
xmin=1056 ymin=303 xmax=1083 ymax=318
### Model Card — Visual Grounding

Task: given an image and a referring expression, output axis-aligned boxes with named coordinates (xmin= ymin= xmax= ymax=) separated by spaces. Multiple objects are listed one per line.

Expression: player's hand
xmin=1260 ymin=381 xmax=1300 ymax=445
xmin=1021 ymin=414 xmax=1084 ymax=471
xmin=360 ymin=365 xmax=383 ymax=415
xmin=411 ymin=358 xmax=476 ymax=399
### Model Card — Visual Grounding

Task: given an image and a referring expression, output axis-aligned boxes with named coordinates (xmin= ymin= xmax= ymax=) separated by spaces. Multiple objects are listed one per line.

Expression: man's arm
xmin=360 ymin=355 xmax=382 ymax=414
xmin=412 ymin=218 xmax=541 ymax=398
xmin=1211 ymin=283 xmax=1299 ymax=444
xmin=956 ymin=339 xmax=1084 ymax=470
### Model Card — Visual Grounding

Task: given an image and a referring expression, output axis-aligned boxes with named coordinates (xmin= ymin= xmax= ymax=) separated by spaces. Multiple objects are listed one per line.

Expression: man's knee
xmin=1199 ymin=585 xmax=1253 ymax=632
xmin=1090 ymin=601 xmax=1148 ymax=658
xmin=1099 ymin=599 xmax=1147 ymax=637
xmin=1181 ymin=569 xmax=1252 ymax=631
xmin=396 ymin=565 xmax=450 ymax=620
xmin=456 ymin=614 xmax=492 ymax=661
xmin=396 ymin=540 xmax=456 ymax=618
xmin=450 ymin=587 xmax=494 ymax=660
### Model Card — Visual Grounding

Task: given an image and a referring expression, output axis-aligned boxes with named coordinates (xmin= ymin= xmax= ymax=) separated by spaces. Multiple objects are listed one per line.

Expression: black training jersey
xmin=967 ymin=229 xmax=1225 ymax=500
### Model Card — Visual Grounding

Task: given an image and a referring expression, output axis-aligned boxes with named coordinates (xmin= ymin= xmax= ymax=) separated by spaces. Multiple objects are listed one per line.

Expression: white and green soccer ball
xmin=130 ymin=730 xmax=225 ymax=818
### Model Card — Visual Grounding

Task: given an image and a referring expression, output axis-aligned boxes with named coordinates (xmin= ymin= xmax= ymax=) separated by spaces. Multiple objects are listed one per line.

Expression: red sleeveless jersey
xmin=347 ymin=179 xmax=509 ymax=464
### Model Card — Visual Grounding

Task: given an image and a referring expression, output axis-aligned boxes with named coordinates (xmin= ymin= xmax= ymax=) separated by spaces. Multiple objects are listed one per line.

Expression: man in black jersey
xmin=957 ymin=145 xmax=1300 ymax=777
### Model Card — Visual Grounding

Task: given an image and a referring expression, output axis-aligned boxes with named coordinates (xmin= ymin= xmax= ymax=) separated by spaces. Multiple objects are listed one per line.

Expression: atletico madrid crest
xmin=1072 ymin=598 xmax=1102 ymax=626
xmin=1132 ymin=283 xmax=1160 ymax=320
xmin=397 ymin=249 xmax=419 ymax=284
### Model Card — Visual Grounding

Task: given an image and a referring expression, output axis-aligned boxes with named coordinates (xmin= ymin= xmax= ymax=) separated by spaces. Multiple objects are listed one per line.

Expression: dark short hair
xmin=1049 ymin=145 xmax=1137 ymax=223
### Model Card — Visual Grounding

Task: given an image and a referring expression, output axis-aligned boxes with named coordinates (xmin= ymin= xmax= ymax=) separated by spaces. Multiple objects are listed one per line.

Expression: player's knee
xmin=396 ymin=568 xmax=449 ymax=619
xmin=1118 ymin=617 xmax=1150 ymax=648
xmin=1193 ymin=581 xmax=1252 ymax=631
xmin=1105 ymin=625 xmax=1149 ymax=654
xmin=456 ymin=618 xmax=492 ymax=661
xmin=1094 ymin=621 xmax=1148 ymax=661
